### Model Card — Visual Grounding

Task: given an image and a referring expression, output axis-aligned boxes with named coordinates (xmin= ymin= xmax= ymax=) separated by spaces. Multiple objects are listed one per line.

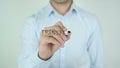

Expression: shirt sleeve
xmin=18 ymin=16 xmax=51 ymax=68
xmin=87 ymin=17 xmax=104 ymax=68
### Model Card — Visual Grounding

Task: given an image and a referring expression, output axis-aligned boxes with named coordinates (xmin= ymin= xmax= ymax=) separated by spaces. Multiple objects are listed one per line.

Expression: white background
xmin=0 ymin=0 xmax=120 ymax=68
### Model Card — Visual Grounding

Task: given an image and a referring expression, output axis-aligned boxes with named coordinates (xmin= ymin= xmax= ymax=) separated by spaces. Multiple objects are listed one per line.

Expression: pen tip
xmin=68 ymin=31 xmax=71 ymax=33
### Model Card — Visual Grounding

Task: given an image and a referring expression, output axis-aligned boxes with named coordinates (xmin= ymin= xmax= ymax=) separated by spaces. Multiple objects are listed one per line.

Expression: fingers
xmin=60 ymin=33 xmax=67 ymax=41
xmin=55 ymin=21 xmax=67 ymax=31
xmin=53 ymin=26 xmax=67 ymax=41
xmin=45 ymin=36 xmax=61 ymax=47
xmin=55 ymin=22 xmax=71 ymax=41
xmin=52 ymin=34 xmax=65 ymax=45
xmin=41 ymin=22 xmax=71 ymax=48
xmin=47 ymin=26 xmax=66 ymax=47
xmin=53 ymin=24 xmax=68 ymax=41
xmin=41 ymin=26 xmax=65 ymax=47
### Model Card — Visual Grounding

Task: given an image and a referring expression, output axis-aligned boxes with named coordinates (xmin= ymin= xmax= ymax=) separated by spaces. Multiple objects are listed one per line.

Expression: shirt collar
xmin=46 ymin=2 xmax=78 ymax=17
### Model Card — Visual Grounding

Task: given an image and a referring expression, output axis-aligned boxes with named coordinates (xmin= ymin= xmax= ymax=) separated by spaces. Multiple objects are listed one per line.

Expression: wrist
xmin=38 ymin=53 xmax=52 ymax=61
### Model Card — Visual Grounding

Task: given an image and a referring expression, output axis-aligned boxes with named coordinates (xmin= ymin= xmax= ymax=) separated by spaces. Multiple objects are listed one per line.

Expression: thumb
xmin=55 ymin=21 xmax=67 ymax=31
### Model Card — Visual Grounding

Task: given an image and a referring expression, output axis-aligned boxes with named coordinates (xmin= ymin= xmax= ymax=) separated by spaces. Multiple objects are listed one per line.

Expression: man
xmin=18 ymin=0 xmax=104 ymax=68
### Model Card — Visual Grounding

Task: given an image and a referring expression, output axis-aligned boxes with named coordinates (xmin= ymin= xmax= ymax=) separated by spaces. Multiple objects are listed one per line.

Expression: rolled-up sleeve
xmin=18 ymin=16 xmax=51 ymax=68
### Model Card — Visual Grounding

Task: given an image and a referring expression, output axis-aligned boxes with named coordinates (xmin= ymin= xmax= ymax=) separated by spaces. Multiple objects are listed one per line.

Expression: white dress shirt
xmin=18 ymin=2 xmax=104 ymax=68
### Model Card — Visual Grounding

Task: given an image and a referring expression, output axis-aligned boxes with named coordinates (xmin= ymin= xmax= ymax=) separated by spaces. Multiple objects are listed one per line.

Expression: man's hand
xmin=38 ymin=21 xmax=71 ymax=60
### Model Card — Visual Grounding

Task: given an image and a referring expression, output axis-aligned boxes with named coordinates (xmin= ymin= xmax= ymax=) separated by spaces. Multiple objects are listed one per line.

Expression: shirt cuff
xmin=31 ymin=50 xmax=52 ymax=68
